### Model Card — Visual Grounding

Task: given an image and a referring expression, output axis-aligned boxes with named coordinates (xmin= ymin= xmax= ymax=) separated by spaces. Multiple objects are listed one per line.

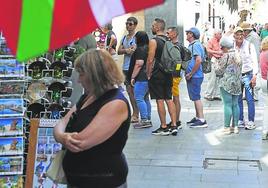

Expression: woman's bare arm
xmin=71 ymin=99 xmax=128 ymax=151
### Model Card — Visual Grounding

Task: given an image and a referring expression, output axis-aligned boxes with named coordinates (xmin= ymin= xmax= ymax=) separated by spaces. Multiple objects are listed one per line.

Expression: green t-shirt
xmin=260 ymin=29 xmax=268 ymax=40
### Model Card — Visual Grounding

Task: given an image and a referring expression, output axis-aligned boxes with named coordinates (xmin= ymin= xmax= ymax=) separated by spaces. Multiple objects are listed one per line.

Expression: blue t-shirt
xmin=186 ymin=40 xmax=205 ymax=78
xmin=121 ymin=35 xmax=136 ymax=71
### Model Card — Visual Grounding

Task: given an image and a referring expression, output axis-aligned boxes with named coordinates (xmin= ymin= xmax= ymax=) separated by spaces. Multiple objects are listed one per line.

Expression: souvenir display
xmin=0 ymin=59 xmax=24 ymax=78
xmin=27 ymin=82 xmax=47 ymax=101
xmin=0 ymin=80 xmax=24 ymax=95
xmin=27 ymin=103 xmax=46 ymax=118
xmin=0 ymin=98 xmax=24 ymax=117
xmin=0 ymin=34 xmax=26 ymax=187
xmin=0 ymin=156 xmax=24 ymax=176
xmin=47 ymin=103 xmax=64 ymax=119
xmin=32 ymin=127 xmax=66 ymax=188
xmin=92 ymin=28 xmax=106 ymax=49
xmin=28 ymin=60 xmax=48 ymax=79
xmin=0 ymin=38 xmax=12 ymax=55
xmin=0 ymin=118 xmax=23 ymax=136
xmin=0 ymin=137 xmax=24 ymax=156
xmin=0 ymin=175 xmax=24 ymax=188
xmin=48 ymin=82 xmax=66 ymax=102
xmin=49 ymin=61 xmax=67 ymax=79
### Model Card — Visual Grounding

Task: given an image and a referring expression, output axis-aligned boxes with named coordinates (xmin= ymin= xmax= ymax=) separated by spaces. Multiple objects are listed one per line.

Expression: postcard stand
xmin=24 ymin=49 xmax=74 ymax=188
xmin=25 ymin=118 xmax=66 ymax=188
xmin=0 ymin=53 xmax=26 ymax=187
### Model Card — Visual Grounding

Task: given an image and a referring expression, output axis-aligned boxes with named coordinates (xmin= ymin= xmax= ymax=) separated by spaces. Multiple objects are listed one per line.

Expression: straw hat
xmin=240 ymin=22 xmax=253 ymax=31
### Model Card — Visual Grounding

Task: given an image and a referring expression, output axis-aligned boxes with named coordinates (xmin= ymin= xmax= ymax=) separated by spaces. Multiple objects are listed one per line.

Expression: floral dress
xmin=214 ymin=50 xmax=242 ymax=95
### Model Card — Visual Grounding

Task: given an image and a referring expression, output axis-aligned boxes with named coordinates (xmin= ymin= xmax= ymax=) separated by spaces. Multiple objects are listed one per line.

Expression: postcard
xmin=0 ymin=156 xmax=23 ymax=175
xmin=0 ymin=98 xmax=24 ymax=117
xmin=0 ymin=80 xmax=24 ymax=95
xmin=0 ymin=117 xmax=23 ymax=136
xmin=0 ymin=175 xmax=24 ymax=188
xmin=0 ymin=59 xmax=24 ymax=78
xmin=0 ymin=137 xmax=24 ymax=156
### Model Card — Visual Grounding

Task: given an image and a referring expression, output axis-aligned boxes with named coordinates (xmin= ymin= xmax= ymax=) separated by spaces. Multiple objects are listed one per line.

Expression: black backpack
xmin=156 ymin=36 xmax=182 ymax=76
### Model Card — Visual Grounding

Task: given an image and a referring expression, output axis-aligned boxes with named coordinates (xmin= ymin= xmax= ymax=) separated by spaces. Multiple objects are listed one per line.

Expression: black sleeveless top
xmin=151 ymin=35 xmax=172 ymax=84
xmin=106 ymin=30 xmax=117 ymax=50
xmin=63 ymin=88 xmax=131 ymax=188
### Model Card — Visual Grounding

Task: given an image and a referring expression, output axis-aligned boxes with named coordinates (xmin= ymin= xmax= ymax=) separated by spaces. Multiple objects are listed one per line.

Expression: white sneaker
xmin=222 ymin=127 xmax=231 ymax=135
xmin=262 ymin=131 xmax=268 ymax=140
xmin=245 ymin=121 xmax=256 ymax=130
xmin=233 ymin=127 xmax=239 ymax=134
xmin=238 ymin=120 xmax=245 ymax=128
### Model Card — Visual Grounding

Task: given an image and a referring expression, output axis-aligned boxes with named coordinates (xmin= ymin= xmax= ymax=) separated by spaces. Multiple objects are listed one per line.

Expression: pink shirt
xmin=260 ymin=50 xmax=268 ymax=80
xmin=207 ymin=37 xmax=221 ymax=58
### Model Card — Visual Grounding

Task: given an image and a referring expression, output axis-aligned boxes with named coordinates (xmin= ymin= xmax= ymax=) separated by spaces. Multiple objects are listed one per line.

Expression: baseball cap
xmin=233 ymin=27 xmax=243 ymax=33
xmin=186 ymin=27 xmax=200 ymax=39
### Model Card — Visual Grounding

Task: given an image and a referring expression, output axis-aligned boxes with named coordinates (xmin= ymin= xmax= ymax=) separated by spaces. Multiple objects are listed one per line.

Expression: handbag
xmin=46 ymin=150 xmax=67 ymax=184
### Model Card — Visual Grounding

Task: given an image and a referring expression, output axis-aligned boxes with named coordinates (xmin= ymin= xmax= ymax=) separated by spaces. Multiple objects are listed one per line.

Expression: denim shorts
xmin=186 ymin=77 xmax=203 ymax=101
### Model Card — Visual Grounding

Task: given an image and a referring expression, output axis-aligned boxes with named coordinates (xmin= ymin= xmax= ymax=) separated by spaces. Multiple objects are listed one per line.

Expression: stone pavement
xmin=124 ymin=76 xmax=268 ymax=188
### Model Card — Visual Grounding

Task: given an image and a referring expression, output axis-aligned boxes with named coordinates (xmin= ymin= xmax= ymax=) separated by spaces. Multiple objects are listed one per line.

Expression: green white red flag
xmin=0 ymin=0 xmax=164 ymax=61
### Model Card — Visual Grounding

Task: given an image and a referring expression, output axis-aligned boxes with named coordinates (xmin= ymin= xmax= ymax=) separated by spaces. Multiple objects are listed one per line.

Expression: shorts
xmin=172 ymin=77 xmax=181 ymax=97
xmin=186 ymin=77 xmax=203 ymax=101
xmin=149 ymin=78 xmax=172 ymax=100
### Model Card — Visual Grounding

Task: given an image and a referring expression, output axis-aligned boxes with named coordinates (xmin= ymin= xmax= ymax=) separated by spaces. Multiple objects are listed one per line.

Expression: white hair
xmin=213 ymin=29 xmax=222 ymax=34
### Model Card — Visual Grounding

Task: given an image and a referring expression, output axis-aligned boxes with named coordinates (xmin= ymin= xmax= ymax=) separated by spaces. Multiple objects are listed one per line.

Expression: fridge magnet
xmin=28 ymin=60 xmax=48 ymax=80
xmin=27 ymin=82 xmax=47 ymax=101
xmin=49 ymin=61 xmax=67 ymax=79
xmin=26 ymin=103 xmax=45 ymax=118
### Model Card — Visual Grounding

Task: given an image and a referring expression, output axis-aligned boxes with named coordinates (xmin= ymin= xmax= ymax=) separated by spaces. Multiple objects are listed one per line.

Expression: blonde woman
xmin=260 ymin=36 xmax=268 ymax=139
xmin=54 ymin=49 xmax=130 ymax=188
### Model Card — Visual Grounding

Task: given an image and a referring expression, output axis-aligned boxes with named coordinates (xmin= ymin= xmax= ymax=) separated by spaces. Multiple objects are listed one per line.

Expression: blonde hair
xmin=75 ymin=49 xmax=124 ymax=98
xmin=261 ymin=36 xmax=268 ymax=51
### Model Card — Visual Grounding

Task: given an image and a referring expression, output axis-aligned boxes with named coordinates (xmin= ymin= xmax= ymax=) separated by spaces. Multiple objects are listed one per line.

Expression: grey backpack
xmin=157 ymin=36 xmax=182 ymax=76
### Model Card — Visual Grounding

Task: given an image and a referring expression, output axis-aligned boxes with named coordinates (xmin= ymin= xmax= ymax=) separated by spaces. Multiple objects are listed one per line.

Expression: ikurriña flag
xmin=0 ymin=0 xmax=164 ymax=61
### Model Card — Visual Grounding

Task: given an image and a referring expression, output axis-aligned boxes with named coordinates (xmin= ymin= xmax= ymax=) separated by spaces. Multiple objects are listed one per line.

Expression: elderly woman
xmin=54 ymin=49 xmax=130 ymax=188
xmin=214 ymin=37 xmax=242 ymax=134
xmin=260 ymin=36 xmax=268 ymax=139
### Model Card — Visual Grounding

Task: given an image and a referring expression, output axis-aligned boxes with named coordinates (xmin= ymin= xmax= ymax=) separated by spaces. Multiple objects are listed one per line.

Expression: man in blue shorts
xmin=185 ymin=27 xmax=208 ymax=128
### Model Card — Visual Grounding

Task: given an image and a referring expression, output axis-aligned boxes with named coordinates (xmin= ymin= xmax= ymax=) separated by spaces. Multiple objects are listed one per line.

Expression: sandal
xmin=131 ymin=116 xmax=139 ymax=123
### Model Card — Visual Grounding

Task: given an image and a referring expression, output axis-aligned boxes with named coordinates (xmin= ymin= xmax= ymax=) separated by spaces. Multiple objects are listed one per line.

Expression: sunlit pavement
xmin=124 ymin=76 xmax=268 ymax=188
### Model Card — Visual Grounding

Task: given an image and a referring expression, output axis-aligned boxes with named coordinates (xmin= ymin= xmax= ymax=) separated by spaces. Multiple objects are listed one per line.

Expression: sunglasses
xmin=125 ymin=22 xmax=134 ymax=26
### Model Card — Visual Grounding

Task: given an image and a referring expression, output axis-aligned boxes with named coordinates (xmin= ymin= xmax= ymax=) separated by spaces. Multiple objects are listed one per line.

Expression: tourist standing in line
xmin=118 ymin=17 xmax=139 ymax=123
xmin=185 ymin=27 xmax=208 ymax=128
xmin=146 ymin=18 xmax=178 ymax=136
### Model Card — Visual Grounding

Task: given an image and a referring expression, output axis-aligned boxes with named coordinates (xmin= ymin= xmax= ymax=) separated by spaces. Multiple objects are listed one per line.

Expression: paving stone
xmin=124 ymin=78 xmax=268 ymax=187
